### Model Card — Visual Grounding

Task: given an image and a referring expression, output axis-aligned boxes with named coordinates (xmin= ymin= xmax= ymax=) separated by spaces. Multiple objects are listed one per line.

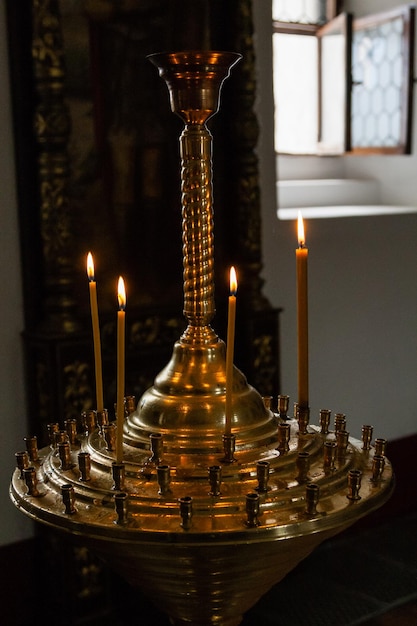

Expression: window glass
xmin=273 ymin=33 xmax=318 ymax=154
xmin=352 ymin=16 xmax=406 ymax=148
xmin=273 ymin=0 xmax=326 ymax=24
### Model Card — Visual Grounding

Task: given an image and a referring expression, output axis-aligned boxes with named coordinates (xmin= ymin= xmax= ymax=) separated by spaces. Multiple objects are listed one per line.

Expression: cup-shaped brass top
xmin=148 ymin=51 xmax=242 ymax=124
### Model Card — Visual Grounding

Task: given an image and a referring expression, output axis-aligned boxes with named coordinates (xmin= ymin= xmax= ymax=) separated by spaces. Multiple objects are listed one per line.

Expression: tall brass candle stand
xmin=10 ymin=52 xmax=393 ymax=626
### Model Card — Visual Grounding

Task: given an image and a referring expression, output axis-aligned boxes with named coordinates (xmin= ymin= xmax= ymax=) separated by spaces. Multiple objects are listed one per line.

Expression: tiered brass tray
xmin=10 ymin=51 xmax=393 ymax=626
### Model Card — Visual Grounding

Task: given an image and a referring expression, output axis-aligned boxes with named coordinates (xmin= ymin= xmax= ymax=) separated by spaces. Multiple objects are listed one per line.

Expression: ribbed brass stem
xmin=181 ymin=124 xmax=215 ymax=332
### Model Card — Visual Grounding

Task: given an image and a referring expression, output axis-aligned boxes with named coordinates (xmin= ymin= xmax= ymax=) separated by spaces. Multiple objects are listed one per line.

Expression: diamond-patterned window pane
xmin=272 ymin=0 xmax=326 ymax=24
xmin=352 ymin=16 xmax=405 ymax=148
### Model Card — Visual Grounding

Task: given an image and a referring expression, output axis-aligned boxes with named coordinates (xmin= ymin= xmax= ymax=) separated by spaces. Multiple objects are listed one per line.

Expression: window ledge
xmin=278 ymin=205 xmax=417 ymax=220
xmin=276 ymin=177 xmax=417 ymax=218
xmin=277 ymin=178 xmax=381 ymax=208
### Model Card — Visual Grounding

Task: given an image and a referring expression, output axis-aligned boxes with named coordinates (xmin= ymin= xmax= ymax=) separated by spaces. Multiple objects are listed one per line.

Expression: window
xmin=273 ymin=2 xmax=415 ymax=155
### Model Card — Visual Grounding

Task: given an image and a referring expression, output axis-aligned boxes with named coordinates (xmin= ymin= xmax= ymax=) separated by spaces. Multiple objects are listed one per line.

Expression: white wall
xmin=0 ymin=4 xmax=33 ymax=545
xmin=254 ymin=1 xmax=417 ymax=441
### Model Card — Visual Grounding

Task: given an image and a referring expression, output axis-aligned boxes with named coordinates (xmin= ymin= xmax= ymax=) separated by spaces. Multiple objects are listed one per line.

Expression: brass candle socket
xmin=179 ymin=496 xmax=193 ymax=530
xmin=47 ymin=422 xmax=59 ymax=447
xmin=277 ymin=395 xmax=290 ymax=419
xmin=64 ymin=418 xmax=78 ymax=445
xmin=157 ymin=465 xmax=172 ymax=496
xmin=24 ymin=436 xmax=39 ymax=463
xmin=149 ymin=433 xmax=164 ymax=465
xmin=319 ymin=409 xmax=331 ymax=434
xmin=61 ymin=484 xmax=76 ymax=515
xmin=82 ymin=409 xmax=97 ymax=434
xmin=374 ymin=438 xmax=387 ymax=456
xmin=296 ymin=451 xmax=310 ymax=483
xmin=15 ymin=451 xmax=29 ymax=479
xmin=336 ymin=430 xmax=350 ymax=456
xmin=222 ymin=433 xmax=237 ymax=464
xmin=334 ymin=413 xmax=347 ymax=433
xmin=23 ymin=467 xmax=40 ymax=497
xmin=103 ymin=423 xmax=117 ymax=452
xmin=372 ymin=454 xmax=386 ymax=482
xmin=347 ymin=469 xmax=362 ymax=501
xmin=78 ymin=451 xmax=91 ymax=482
xmin=112 ymin=461 xmax=125 ymax=491
xmin=277 ymin=422 xmax=291 ymax=453
xmin=58 ymin=441 xmax=72 ymax=470
xmin=54 ymin=430 xmax=68 ymax=447
xmin=298 ymin=406 xmax=309 ymax=435
xmin=124 ymin=396 xmax=136 ymax=416
xmin=305 ymin=483 xmax=320 ymax=516
xmin=323 ymin=440 xmax=337 ymax=472
xmin=245 ymin=493 xmax=260 ymax=527
xmin=208 ymin=465 xmax=222 ymax=496
xmin=96 ymin=409 xmax=109 ymax=431
xmin=362 ymin=424 xmax=374 ymax=450
xmin=263 ymin=396 xmax=273 ymax=410
xmin=256 ymin=460 xmax=270 ymax=493
xmin=115 ymin=492 xmax=129 ymax=525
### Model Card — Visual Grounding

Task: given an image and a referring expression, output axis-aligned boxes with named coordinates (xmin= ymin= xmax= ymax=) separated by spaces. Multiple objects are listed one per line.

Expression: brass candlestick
xmin=10 ymin=52 xmax=393 ymax=626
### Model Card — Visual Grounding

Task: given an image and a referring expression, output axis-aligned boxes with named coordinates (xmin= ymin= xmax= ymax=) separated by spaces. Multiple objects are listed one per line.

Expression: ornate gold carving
xmin=35 ymin=359 xmax=50 ymax=424
xmin=32 ymin=0 xmax=78 ymax=332
xmin=63 ymin=361 xmax=94 ymax=420
xmin=253 ymin=333 xmax=277 ymax=392
xmin=229 ymin=0 xmax=267 ymax=307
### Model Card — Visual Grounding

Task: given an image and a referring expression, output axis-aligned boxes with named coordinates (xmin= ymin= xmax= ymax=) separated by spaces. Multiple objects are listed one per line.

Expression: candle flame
xmin=229 ymin=266 xmax=237 ymax=296
xmin=297 ymin=212 xmax=305 ymax=247
xmin=118 ymin=276 xmax=126 ymax=310
xmin=87 ymin=252 xmax=95 ymax=281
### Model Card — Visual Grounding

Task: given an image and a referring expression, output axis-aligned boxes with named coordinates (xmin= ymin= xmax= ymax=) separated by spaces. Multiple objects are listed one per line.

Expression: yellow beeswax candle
xmin=296 ymin=212 xmax=309 ymax=409
xmin=87 ymin=252 xmax=104 ymax=412
xmin=225 ymin=266 xmax=237 ymax=435
xmin=116 ymin=276 xmax=126 ymax=463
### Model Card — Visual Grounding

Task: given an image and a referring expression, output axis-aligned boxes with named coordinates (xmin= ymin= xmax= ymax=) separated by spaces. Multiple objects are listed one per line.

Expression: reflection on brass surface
xmin=10 ymin=422 xmax=394 ymax=625
xmin=10 ymin=51 xmax=393 ymax=626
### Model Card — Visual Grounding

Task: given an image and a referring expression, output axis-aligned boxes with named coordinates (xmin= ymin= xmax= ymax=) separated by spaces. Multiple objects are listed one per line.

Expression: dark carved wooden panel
xmin=6 ymin=0 xmax=281 ymax=622
xmin=8 ymin=0 xmax=280 ymax=420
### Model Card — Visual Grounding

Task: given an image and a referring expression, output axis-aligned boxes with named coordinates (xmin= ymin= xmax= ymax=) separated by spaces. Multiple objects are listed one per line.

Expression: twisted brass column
xmin=181 ymin=123 xmax=215 ymax=334
xmin=153 ymin=50 xmax=235 ymax=335
xmin=125 ymin=52 xmax=277 ymax=457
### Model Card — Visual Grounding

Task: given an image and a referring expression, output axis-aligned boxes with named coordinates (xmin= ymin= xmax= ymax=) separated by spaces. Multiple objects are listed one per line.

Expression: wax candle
xmin=86 ymin=252 xmax=104 ymax=412
xmin=225 ymin=266 xmax=237 ymax=435
xmin=116 ymin=276 xmax=126 ymax=463
xmin=296 ymin=212 xmax=309 ymax=409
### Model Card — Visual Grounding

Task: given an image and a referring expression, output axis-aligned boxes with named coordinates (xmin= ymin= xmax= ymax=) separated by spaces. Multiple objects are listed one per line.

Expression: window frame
xmin=272 ymin=4 xmax=415 ymax=156
xmin=350 ymin=5 xmax=415 ymax=155
xmin=317 ymin=12 xmax=353 ymax=154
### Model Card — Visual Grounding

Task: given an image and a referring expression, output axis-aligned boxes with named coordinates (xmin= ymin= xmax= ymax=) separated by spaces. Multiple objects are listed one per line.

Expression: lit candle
xmin=86 ymin=252 xmax=104 ymax=412
xmin=225 ymin=266 xmax=237 ymax=436
xmin=116 ymin=276 xmax=126 ymax=463
xmin=296 ymin=212 xmax=309 ymax=409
